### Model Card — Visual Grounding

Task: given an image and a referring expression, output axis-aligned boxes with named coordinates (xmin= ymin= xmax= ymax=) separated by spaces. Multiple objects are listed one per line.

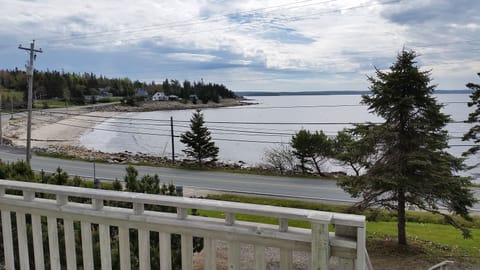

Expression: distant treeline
xmin=236 ymin=89 xmax=472 ymax=96
xmin=0 ymin=68 xmax=236 ymax=106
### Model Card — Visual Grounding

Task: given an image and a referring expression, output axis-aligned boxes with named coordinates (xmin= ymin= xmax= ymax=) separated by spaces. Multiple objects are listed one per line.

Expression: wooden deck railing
xmin=0 ymin=179 xmax=370 ymax=270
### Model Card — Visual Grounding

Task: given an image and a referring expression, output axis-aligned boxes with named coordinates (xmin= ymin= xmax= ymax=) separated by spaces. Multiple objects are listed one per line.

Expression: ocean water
xmin=80 ymin=94 xmax=478 ymax=181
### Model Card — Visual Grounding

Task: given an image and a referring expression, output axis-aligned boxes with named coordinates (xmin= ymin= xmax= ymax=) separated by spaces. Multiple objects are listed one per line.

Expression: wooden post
xmin=48 ymin=216 xmax=61 ymax=270
xmin=204 ymin=238 xmax=217 ymax=270
xmin=31 ymin=214 xmax=45 ymax=270
xmin=356 ymin=226 xmax=366 ymax=270
xmin=81 ymin=221 xmax=94 ymax=269
xmin=119 ymin=226 xmax=131 ymax=270
xmin=159 ymin=232 xmax=172 ymax=270
xmin=254 ymin=245 xmax=266 ymax=270
xmin=64 ymin=218 xmax=77 ymax=270
xmin=1 ymin=210 xmax=15 ymax=269
xmin=311 ymin=222 xmax=330 ymax=270
xmin=139 ymin=229 xmax=150 ymax=270
xmin=100 ymin=224 xmax=112 ymax=269
xmin=181 ymin=233 xmax=193 ymax=269
xmin=17 ymin=211 xmax=30 ymax=270
xmin=228 ymin=241 xmax=240 ymax=270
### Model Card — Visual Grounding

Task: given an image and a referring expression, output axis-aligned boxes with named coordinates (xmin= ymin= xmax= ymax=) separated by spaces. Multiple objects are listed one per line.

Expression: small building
xmin=98 ymin=88 xmax=113 ymax=97
xmin=168 ymin=95 xmax=179 ymax=101
xmin=135 ymin=89 xmax=148 ymax=97
xmin=189 ymin=94 xmax=198 ymax=103
xmin=152 ymin=92 xmax=168 ymax=101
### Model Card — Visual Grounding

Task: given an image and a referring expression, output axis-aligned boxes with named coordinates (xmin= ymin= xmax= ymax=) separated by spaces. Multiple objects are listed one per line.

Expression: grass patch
xmin=33 ymin=99 xmax=67 ymax=109
xmin=35 ymin=151 xmax=85 ymax=161
xmin=203 ymin=194 xmax=480 ymax=265
xmin=206 ymin=194 xmax=480 ymax=228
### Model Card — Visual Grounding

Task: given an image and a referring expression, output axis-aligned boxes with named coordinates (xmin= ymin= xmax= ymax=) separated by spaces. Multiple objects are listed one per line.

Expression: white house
xmin=152 ymin=92 xmax=168 ymax=101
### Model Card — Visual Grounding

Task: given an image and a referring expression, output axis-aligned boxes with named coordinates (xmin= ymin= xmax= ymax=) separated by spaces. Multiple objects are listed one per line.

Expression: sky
xmin=1 ymin=0 xmax=479 ymax=92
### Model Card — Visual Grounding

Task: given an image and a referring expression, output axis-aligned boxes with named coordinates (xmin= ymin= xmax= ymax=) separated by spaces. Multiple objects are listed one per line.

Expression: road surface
xmin=1 ymin=145 xmax=479 ymax=212
xmin=0 ymin=145 xmax=356 ymax=204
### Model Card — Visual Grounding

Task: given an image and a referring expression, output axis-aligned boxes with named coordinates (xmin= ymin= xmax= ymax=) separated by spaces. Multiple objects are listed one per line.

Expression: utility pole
xmin=0 ymin=94 xmax=3 ymax=145
xmin=19 ymin=40 xmax=42 ymax=164
xmin=170 ymin=116 xmax=175 ymax=164
xmin=10 ymin=96 xmax=13 ymax=119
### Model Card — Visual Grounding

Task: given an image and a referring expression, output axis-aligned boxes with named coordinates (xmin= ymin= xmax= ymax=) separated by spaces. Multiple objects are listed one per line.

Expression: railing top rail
xmin=0 ymin=179 xmax=365 ymax=226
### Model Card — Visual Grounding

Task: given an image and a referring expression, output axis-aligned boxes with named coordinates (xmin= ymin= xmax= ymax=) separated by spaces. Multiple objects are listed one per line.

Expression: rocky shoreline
xmin=97 ymin=98 xmax=255 ymax=112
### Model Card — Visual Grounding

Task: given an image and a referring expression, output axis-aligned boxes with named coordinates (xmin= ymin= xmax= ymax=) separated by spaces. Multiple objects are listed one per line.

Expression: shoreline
xmin=2 ymin=98 xmax=254 ymax=159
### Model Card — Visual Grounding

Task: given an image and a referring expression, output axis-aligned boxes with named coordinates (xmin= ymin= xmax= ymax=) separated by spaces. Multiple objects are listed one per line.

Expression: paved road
xmin=0 ymin=146 xmax=356 ymax=204
xmin=1 ymin=145 xmax=479 ymax=211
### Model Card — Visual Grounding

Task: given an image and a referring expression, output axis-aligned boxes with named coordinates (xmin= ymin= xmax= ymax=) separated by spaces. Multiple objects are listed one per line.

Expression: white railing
xmin=0 ymin=179 xmax=370 ymax=270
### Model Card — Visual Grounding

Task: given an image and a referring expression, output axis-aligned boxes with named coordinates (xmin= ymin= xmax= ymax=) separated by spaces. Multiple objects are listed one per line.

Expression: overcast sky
xmin=1 ymin=0 xmax=479 ymax=91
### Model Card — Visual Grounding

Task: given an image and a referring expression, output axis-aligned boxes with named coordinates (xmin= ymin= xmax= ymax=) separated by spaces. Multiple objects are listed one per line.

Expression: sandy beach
xmin=3 ymin=108 xmax=118 ymax=149
xmin=2 ymin=98 xmax=249 ymax=153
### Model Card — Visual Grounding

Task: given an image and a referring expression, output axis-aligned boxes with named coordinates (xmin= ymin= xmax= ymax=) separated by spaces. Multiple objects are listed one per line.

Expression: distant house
xmin=135 ymin=89 xmax=148 ymax=97
xmin=168 ymin=95 xmax=179 ymax=101
xmin=98 ymin=88 xmax=113 ymax=97
xmin=189 ymin=94 xmax=198 ymax=103
xmin=152 ymin=92 xmax=168 ymax=101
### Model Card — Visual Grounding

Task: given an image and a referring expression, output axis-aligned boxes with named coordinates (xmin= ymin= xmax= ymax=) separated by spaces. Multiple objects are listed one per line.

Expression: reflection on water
xmin=80 ymin=94 xmax=478 ymax=182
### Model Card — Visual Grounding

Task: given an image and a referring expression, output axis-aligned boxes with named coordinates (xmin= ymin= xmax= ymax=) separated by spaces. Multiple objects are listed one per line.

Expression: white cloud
xmin=1 ymin=0 xmax=478 ymax=90
xmin=167 ymin=53 xmax=218 ymax=62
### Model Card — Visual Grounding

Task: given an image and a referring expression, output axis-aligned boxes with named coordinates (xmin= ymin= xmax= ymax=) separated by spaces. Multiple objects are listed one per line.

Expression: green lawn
xmin=202 ymin=194 xmax=480 ymax=264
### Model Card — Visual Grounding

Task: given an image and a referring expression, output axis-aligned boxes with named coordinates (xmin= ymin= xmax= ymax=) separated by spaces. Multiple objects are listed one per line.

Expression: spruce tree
xmin=339 ymin=50 xmax=476 ymax=245
xmin=291 ymin=129 xmax=332 ymax=176
xmin=180 ymin=109 xmax=219 ymax=166
xmin=462 ymin=73 xmax=480 ymax=157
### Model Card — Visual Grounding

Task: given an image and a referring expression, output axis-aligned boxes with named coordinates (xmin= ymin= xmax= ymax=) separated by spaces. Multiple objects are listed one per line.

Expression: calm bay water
xmin=80 ymin=94 xmax=478 ymax=181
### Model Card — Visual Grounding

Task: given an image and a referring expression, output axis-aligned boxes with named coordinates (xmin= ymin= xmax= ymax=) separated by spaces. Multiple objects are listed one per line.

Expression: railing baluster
xmin=204 ymin=237 xmax=216 ymax=270
xmin=81 ymin=221 xmax=94 ymax=269
xmin=311 ymin=222 xmax=330 ymax=270
xmin=225 ymin=212 xmax=235 ymax=226
xmin=279 ymin=218 xmax=288 ymax=232
xmin=228 ymin=241 xmax=240 ymax=270
xmin=159 ymin=232 xmax=172 ymax=270
xmin=356 ymin=226 xmax=366 ymax=270
xmin=280 ymin=248 xmax=292 ymax=270
xmin=93 ymin=198 xmax=104 ymax=210
xmin=47 ymin=216 xmax=61 ymax=270
xmin=99 ymin=224 xmax=112 ymax=269
xmin=1 ymin=210 xmax=15 ymax=270
xmin=181 ymin=233 xmax=193 ymax=270
xmin=0 ymin=180 xmax=369 ymax=270
xmin=177 ymin=207 xmax=188 ymax=220
xmin=119 ymin=226 xmax=131 ymax=270
xmin=134 ymin=202 xmax=144 ymax=215
xmin=17 ymin=211 xmax=30 ymax=270
xmin=139 ymin=229 xmax=151 ymax=270
xmin=31 ymin=214 xmax=45 ymax=270
xmin=64 ymin=218 xmax=77 ymax=270
xmin=254 ymin=245 xmax=266 ymax=270
xmin=56 ymin=194 xmax=68 ymax=206
xmin=23 ymin=190 xmax=35 ymax=202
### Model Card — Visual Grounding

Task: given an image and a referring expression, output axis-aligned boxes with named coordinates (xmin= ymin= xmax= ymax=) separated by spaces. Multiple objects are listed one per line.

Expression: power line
xmin=29 ymin=115 xmax=476 ymax=147
xmin=43 ymin=0 xmax=333 ymax=43
xmin=43 ymin=110 xmax=471 ymax=126
xmin=18 ymin=40 xmax=42 ymax=164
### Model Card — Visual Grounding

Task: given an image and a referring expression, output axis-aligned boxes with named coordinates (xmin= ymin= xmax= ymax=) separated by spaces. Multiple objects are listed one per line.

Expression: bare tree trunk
xmin=397 ymin=190 xmax=407 ymax=245
xmin=350 ymin=161 xmax=360 ymax=176
xmin=311 ymin=157 xmax=326 ymax=177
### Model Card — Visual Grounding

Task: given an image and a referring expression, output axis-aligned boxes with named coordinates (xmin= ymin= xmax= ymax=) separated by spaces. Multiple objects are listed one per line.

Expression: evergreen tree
xmin=462 ymin=73 xmax=480 ymax=157
xmin=291 ymin=129 xmax=332 ymax=176
xmin=333 ymin=129 xmax=375 ymax=176
xmin=124 ymin=165 xmax=139 ymax=192
xmin=338 ymin=50 xmax=476 ymax=245
xmin=180 ymin=109 xmax=219 ymax=166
